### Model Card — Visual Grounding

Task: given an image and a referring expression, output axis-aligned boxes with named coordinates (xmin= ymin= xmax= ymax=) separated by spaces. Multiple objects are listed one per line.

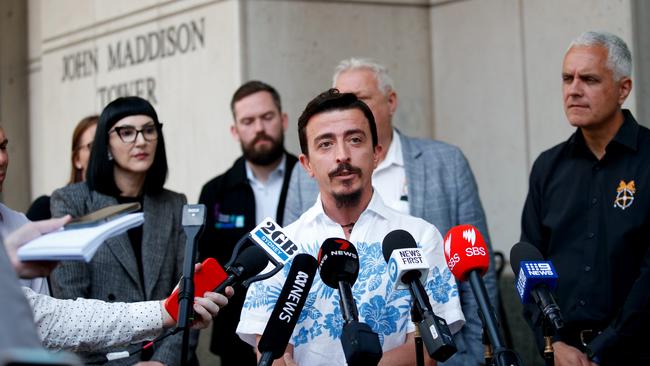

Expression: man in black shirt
xmin=198 ymin=81 xmax=297 ymax=365
xmin=521 ymin=31 xmax=650 ymax=365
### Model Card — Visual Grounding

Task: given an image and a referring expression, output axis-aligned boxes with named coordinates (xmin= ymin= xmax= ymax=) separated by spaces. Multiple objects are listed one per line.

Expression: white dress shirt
xmin=373 ymin=129 xmax=409 ymax=214
xmin=237 ymin=192 xmax=464 ymax=366
xmin=246 ymin=155 xmax=286 ymax=224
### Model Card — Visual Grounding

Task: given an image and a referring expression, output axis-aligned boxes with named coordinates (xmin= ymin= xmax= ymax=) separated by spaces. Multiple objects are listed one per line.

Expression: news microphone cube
xmin=516 ymin=261 xmax=558 ymax=303
xmin=249 ymin=217 xmax=298 ymax=264
xmin=387 ymin=247 xmax=430 ymax=290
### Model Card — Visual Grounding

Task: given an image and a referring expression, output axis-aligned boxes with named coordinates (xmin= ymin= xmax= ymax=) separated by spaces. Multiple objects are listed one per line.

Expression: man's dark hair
xmin=298 ymin=88 xmax=377 ymax=155
xmin=87 ymin=96 xmax=168 ymax=196
xmin=230 ymin=81 xmax=282 ymax=118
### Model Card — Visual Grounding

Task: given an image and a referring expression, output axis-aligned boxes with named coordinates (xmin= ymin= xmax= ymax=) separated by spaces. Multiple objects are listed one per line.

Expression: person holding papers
xmin=49 ymin=96 xmax=188 ymax=366
xmin=2 ymin=217 xmax=234 ymax=353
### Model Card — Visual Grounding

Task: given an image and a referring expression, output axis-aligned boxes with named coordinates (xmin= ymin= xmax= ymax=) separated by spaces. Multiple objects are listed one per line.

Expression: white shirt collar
xmin=245 ymin=154 xmax=286 ymax=185
xmin=302 ymin=189 xmax=391 ymax=225
xmin=375 ymin=128 xmax=403 ymax=173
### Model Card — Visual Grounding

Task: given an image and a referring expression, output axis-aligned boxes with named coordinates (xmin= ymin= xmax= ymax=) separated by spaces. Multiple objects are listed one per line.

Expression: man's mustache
xmin=328 ymin=162 xmax=362 ymax=178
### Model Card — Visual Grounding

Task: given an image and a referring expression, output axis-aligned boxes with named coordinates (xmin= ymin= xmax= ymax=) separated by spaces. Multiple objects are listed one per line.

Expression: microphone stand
xmin=410 ymin=306 xmax=424 ymax=366
xmin=468 ymin=271 xmax=523 ymax=366
xmin=177 ymin=205 xmax=206 ymax=366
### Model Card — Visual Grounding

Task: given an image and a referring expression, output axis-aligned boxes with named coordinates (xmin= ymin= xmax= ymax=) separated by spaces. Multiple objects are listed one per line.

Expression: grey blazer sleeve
xmin=283 ymin=164 xmax=319 ymax=225
xmin=49 ymin=186 xmax=91 ymax=299
xmin=449 ymin=149 xmax=499 ymax=366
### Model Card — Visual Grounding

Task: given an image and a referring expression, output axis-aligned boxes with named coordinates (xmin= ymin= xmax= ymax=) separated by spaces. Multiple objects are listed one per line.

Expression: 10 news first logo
xmin=250 ymin=217 xmax=298 ymax=263
xmin=516 ymin=261 xmax=558 ymax=303
xmin=388 ymin=248 xmax=430 ymax=290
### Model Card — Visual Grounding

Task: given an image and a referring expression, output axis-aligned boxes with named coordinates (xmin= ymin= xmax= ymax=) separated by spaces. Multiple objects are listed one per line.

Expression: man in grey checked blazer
xmin=284 ymin=58 xmax=499 ymax=366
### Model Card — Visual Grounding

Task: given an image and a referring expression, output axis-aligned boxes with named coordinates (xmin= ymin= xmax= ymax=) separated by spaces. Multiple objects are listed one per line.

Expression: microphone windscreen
xmin=258 ymin=254 xmax=318 ymax=359
xmin=234 ymin=245 xmax=270 ymax=279
xmin=317 ymin=238 xmax=359 ymax=288
xmin=509 ymin=241 xmax=544 ymax=276
xmin=443 ymin=224 xmax=489 ymax=281
xmin=381 ymin=229 xmax=417 ymax=263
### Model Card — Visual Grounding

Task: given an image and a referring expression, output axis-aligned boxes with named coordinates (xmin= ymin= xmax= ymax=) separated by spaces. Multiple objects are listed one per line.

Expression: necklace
xmin=341 ymin=222 xmax=355 ymax=233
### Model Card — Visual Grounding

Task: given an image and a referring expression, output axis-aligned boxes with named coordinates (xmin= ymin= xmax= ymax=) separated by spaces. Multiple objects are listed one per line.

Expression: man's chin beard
xmin=242 ymin=141 xmax=284 ymax=166
xmin=333 ymin=189 xmax=362 ymax=208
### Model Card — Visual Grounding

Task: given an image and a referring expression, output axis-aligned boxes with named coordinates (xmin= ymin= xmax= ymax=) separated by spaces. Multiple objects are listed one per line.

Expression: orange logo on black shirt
xmin=613 ymin=180 xmax=635 ymax=210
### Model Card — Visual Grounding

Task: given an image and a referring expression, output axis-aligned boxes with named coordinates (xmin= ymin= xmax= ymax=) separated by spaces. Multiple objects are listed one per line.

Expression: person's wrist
xmin=160 ymin=300 xmax=174 ymax=328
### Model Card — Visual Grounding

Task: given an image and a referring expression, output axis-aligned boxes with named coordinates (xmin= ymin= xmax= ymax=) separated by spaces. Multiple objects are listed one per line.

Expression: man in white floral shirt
xmin=237 ymin=89 xmax=464 ymax=365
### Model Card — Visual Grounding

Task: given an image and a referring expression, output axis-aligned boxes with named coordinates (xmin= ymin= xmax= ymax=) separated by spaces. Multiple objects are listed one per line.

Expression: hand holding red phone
xmin=162 ymin=258 xmax=234 ymax=329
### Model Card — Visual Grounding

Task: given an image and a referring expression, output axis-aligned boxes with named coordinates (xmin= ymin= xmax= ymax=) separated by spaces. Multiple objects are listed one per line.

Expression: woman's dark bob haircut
xmin=86 ymin=96 xmax=168 ymax=196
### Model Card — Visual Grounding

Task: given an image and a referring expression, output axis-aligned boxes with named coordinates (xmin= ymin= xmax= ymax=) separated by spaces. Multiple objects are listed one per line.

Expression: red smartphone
xmin=164 ymin=257 xmax=228 ymax=322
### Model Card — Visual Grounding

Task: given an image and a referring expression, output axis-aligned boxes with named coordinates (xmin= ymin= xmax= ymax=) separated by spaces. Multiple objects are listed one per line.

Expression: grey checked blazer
xmin=49 ymin=182 xmax=187 ymax=365
xmin=283 ymin=131 xmax=499 ymax=366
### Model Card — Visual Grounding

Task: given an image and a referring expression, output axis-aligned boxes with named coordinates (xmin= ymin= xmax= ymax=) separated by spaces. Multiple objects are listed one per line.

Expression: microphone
xmin=318 ymin=238 xmax=382 ymax=366
xmin=444 ymin=225 xmax=522 ymax=366
xmin=257 ymin=254 xmax=319 ymax=366
xmin=510 ymin=242 xmax=563 ymax=331
xmin=214 ymin=245 xmax=270 ymax=293
xmin=382 ymin=230 xmax=457 ymax=361
xmin=178 ymin=204 xmax=207 ymax=327
xmin=224 ymin=217 xmax=298 ymax=286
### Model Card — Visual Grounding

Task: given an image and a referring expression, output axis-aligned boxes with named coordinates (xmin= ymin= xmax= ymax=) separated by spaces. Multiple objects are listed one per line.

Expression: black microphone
xmin=510 ymin=242 xmax=564 ymax=332
xmin=382 ymin=230 xmax=457 ymax=362
xmin=318 ymin=238 xmax=382 ymax=366
xmin=214 ymin=245 xmax=269 ymax=293
xmin=257 ymin=254 xmax=319 ymax=366
xmin=178 ymin=204 xmax=207 ymax=329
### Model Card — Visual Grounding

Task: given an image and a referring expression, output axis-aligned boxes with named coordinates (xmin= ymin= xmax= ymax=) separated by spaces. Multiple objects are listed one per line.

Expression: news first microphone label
xmin=388 ymin=248 xmax=430 ymax=290
xmin=516 ymin=261 xmax=558 ymax=303
xmin=251 ymin=218 xmax=298 ymax=263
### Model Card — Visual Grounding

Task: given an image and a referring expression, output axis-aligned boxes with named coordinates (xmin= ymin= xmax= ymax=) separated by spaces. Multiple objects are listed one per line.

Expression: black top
xmin=197 ymin=153 xmax=297 ymax=361
xmin=26 ymin=195 xmax=52 ymax=221
xmin=521 ymin=110 xmax=650 ymax=362
xmin=116 ymin=194 xmax=145 ymax=295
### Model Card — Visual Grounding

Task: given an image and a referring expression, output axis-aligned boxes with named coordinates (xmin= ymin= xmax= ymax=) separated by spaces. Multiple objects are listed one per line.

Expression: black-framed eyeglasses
xmin=109 ymin=123 xmax=161 ymax=143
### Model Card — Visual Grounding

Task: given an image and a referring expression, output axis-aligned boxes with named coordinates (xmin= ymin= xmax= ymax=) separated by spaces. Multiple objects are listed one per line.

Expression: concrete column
xmin=0 ymin=0 xmax=30 ymax=211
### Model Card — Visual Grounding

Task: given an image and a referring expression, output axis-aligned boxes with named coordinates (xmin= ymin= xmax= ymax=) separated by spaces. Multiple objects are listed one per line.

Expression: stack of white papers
xmin=17 ymin=213 xmax=145 ymax=262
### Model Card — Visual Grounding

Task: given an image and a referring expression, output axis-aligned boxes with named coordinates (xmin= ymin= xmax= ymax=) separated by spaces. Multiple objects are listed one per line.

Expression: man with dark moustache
xmin=521 ymin=31 xmax=650 ymax=365
xmin=198 ymin=81 xmax=297 ymax=365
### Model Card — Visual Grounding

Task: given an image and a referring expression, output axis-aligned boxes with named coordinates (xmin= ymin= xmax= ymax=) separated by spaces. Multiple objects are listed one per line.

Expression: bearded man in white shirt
xmin=237 ymin=89 xmax=464 ymax=366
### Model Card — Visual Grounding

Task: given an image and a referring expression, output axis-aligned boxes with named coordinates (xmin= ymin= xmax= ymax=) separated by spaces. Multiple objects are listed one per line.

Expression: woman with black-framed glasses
xmin=49 ymin=96 xmax=190 ymax=366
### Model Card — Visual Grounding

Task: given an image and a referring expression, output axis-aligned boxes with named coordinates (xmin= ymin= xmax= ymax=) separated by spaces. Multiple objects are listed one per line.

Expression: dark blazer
xmin=198 ymin=153 xmax=297 ymax=362
xmin=49 ymin=182 xmax=187 ymax=365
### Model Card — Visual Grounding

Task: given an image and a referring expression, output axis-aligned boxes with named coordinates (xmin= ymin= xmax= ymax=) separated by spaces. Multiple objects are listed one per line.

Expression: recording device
xmin=318 ymin=238 xmax=382 ymax=366
xmin=107 ymin=245 xmax=269 ymax=363
xmin=163 ymin=257 xmax=228 ymax=322
xmin=382 ymin=229 xmax=457 ymax=362
xmin=223 ymin=217 xmax=297 ymax=287
xmin=213 ymin=245 xmax=270 ymax=293
xmin=177 ymin=204 xmax=207 ymax=329
xmin=444 ymin=225 xmax=522 ymax=366
xmin=510 ymin=242 xmax=564 ymax=331
xmin=258 ymin=254 xmax=319 ymax=366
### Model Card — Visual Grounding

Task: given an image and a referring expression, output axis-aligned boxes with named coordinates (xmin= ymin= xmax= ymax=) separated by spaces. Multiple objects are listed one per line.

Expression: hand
xmin=133 ymin=362 xmax=165 ymax=366
xmin=5 ymin=216 xmax=71 ymax=278
xmin=161 ymin=273 xmax=234 ymax=330
xmin=283 ymin=352 xmax=298 ymax=366
xmin=553 ymin=341 xmax=593 ymax=366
